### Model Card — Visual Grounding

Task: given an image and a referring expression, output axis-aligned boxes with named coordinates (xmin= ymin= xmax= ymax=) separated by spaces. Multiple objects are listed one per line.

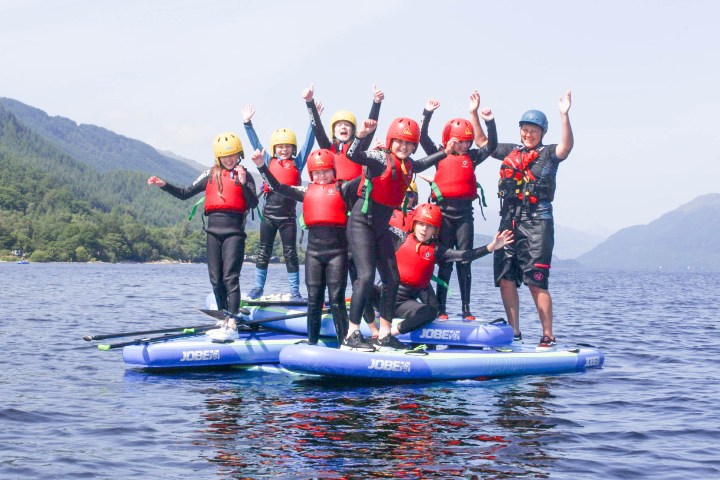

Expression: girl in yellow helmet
xmin=147 ymin=132 xmax=259 ymax=340
xmin=242 ymin=105 xmax=316 ymax=301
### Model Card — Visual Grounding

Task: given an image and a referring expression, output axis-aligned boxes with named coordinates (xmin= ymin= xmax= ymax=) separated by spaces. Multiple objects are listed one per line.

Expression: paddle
xmin=198 ymin=308 xmax=331 ymax=326
xmin=84 ymin=324 xmax=218 ymax=341
xmin=97 ymin=326 xmax=218 ymax=350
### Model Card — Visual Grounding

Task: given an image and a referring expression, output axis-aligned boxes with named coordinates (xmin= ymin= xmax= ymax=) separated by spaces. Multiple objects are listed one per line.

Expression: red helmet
xmin=307 ymin=149 xmax=336 ymax=173
xmin=385 ymin=117 xmax=420 ymax=153
xmin=442 ymin=118 xmax=474 ymax=145
xmin=412 ymin=203 xmax=442 ymax=230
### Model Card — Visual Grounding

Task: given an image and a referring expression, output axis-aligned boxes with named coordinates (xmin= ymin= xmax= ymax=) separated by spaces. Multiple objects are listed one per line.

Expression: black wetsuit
xmin=419 ymin=110 xmax=498 ymax=314
xmin=161 ymin=169 xmax=258 ymax=314
xmin=345 ymin=136 xmax=446 ymax=326
xmin=257 ymin=163 xmax=361 ymax=344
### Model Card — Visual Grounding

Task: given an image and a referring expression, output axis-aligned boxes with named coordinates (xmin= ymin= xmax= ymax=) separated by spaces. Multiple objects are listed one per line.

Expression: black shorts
xmin=494 ymin=214 xmax=554 ymax=289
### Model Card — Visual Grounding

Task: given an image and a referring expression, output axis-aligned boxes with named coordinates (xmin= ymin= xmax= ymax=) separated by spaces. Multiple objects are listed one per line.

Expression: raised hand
xmin=301 ymin=83 xmax=314 ymax=102
xmin=147 ymin=176 xmax=166 ymax=188
xmin=444 ymin=137 xmax=459 ymax=154
xmin=242 ymin=105 xmax=256 ymax=123
xmin=469 ymin=90 xmax=481 ymax=112
xmin=356 ymin=119 xmax=378 ymax=139
xmin=316 ymin=100 xmax=324 ymax=117
xmin=425 ymin=99 xmax=440 ymax=112
xmin=373 ymin=83 xmax=384 ymax=103
xmin=559 ymin=90 xmax=572 ymax=114
xmin=235 ymin=165 xmax=247 ymax=183
xmin=250 ymin=149 xmax=265 ymax=167
xmin=479 ymin=107 xmax=494 ymax=121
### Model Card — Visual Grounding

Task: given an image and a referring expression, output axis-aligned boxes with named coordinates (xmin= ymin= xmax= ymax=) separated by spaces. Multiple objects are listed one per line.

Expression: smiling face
xmin=519 ymin=123 xmax=543 ymax=149
xmin=274 ymin=144 xmax=294 ymax=160
xmin=413 ymin=220 xmax=437 ymax=243
xmin=390 ymin=138 xmax=416 ymax=160
xmin=218 ymin=153 xmax=240 ymax=169
xmin=454 ymin=139 xmax=472 ymax=155
xmin=333 ymin=120 xmax=354 ymax=143
xmin=311 ymin=168 xmax=335 ymax=185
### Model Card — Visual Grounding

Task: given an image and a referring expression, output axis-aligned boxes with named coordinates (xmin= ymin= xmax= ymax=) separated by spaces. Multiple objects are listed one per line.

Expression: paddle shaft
xmin=84 ymin=324 xmax=218 ymax=341
xmin=97 ymin=326 xmax=216 ymax=350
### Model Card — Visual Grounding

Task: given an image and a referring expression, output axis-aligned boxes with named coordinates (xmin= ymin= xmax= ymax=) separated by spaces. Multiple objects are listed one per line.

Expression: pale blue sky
xmin=1 ymin=0 xmax=718 ymax=235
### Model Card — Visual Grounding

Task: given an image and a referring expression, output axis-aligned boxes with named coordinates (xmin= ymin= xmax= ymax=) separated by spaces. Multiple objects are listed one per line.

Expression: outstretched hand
xmin=147 ymin=176 xmax=166 ymax=188
xmin=488 ymin=229 xmax=514 ymax=251
xmin=242 ymin=105 xmax=256 ymax=123
xmin=417 ymin=174 xmax=434 ymax=183
xmin=559 ymin=90 xmax=572 ymax=114
xmin=301 ymin=83 xmax=314 ymax=102
xmin=425 ymin=99 xmax=440 ymax=112
xmin=250 ymin=149 xmax=265 ymax=167
xmin=469 ymin=90 xmax=480 ymax=112
xmin=373 ymin=83 xmax=384 ymax=103
xmin=356 ymin=119 xmax=377 ymax=139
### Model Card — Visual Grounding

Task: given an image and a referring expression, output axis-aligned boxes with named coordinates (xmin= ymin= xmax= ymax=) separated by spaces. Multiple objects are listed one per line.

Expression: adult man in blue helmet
xmin=486 ymin=91 xmax=573 ymax=349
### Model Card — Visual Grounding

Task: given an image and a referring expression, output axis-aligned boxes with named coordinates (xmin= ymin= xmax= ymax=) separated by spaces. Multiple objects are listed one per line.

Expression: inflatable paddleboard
xmin=123 ymin=330 xmax=336 ymax=369
xmin=279 ymin=343 xmax=604 ymax=381
xmin=205 ymin=293 xmax=514 ymax=348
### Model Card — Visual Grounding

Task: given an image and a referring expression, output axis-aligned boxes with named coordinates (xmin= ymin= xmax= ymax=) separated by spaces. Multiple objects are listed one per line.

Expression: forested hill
xmin=576 ymin=193 xmax=720 ymax=270
xmin=0 ymin=97 xmax=202 ymax=183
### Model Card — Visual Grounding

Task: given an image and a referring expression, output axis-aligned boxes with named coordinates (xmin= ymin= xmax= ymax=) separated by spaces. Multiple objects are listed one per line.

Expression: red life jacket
xmin=204 ymin=168 xmax=248 ymax=214
xmin=331 ymin=143 xmax=363 ymax=181
xmin=432 ymin=153 xmax=477 ymax=200
xmin=264 ymin=158 xmax=301 ymax=193
xmin=303 ymin=182 xmax=348 ymax=227
xmin=357 ymin=151 xmax=413 ymax=208
xmin=388 ymin=208 xmax=414 ymax=232
xmin=498 ymin=148 xmax=542 ymax=205
xmin=396 ymin=234 xmax=436 ymax=289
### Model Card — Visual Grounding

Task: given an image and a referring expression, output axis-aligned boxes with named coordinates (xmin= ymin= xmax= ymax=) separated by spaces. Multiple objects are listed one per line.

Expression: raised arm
xmin=468 ymin=91 xmax=490 ymax=148
xmin=364 ymin=84 xmax=384 ymax=144
xmin=243 ymin=105 xmax=270 ymax=165
xmin=302 ymin=83 xmax=332 ymax=149
xmin=555 ymin=90 xmax=574 ymax=160
xmin=294 ymin=123 xmax=317 ymax=172
xmin=250 ymin=149 xmax=305 ymax=202
xmin=419 ymin=99 xmax=440 ymax=155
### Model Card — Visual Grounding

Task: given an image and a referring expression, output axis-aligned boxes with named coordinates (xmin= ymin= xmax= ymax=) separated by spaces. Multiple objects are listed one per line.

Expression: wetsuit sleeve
xmin=244 ymin=121 xmax=270 ymax=166
xmin=160 ymin=170 xmax=209 ymax=200
xmin=346 ymin=137 xmax=388 ymax=176
xmin=470 ymin=119 xmax=498 ymax=166
xmin=294 ymin=124 xmax=316 ymax=173
xmin=436 ymin=244 xmax=491 ymax=263
xmin=340 ymin=176 xmax=362 ymax=204
xmin=364 ymin=99 xmax=382 ymax=144
xmin=389 ymin=228 xmax=405 ymax=251
xmin=256 ymin=164 xmax=305 ymax=203
xmin=306 ymin=100 xmax=331 ymax=149
xmin=410 ymin=150 xmax=447 ymax=173
xmin=241 ymin=170 xmax=260 ymax=209
xmin=419 ymin=109 xmax=440 ymax=156
xmin=491 ymin=143 xmax=516 ymax=160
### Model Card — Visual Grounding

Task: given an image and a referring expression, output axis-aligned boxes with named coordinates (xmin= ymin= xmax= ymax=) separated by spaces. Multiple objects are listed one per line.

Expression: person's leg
xmin=326 ymin=251 xmax=349 ymax=345
xmin=304 ymin=253 xmax=325 ymax=345
xmin=434 ymin=215 xmax=457 ymax=317
xmin=520 ymin=217 xmax=554 ymax=344
xmin=278 ymin=218 xmax=301 ymax=298
xmin=251 ymin=219 xmax=277 ymax=298
xmin=455 ymin=215 xmax=475 ymax=319
xmin=221 ymin=234 xmax=246 ymax=316
xmin=206 ymin=233 xmax=227 ymax=312
xmin=375 ymin=232 xmax=400 ymax=338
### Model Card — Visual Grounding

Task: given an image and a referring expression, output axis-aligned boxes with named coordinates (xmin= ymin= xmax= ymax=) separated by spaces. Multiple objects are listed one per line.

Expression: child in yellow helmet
xmin=147 ymin=132 xmax=259 ymax=340
xmin=242 ymin=105 xmax=316 ymax=301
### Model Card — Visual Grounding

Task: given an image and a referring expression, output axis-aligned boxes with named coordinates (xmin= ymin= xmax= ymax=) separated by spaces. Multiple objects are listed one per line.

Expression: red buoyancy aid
xmin=332 ymin=143 xmax=363 ymax=181
xmin=205 ymin=168 xmax=248 ymax=214
xmin=388 ymin=208 xmax=414 ymax=232
xmin=302 ymin=182 xmax=348 ymax=228
xmin=357 ymin=151 xmax=413 ymax=208
xmin=264 ymin=158 xmax=301 ymax=193
xmin=433 ymin=153 xmax=477 ymax=200
xmin=396 ymin=234 xmax=436 ymax=289
xmin=498 ymin=148 xmax=542 ymax=204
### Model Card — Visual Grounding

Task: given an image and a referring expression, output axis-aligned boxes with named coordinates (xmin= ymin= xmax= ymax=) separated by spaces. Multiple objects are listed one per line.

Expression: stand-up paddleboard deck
xmin=123 ymin=330 xmax=336 ymax=369
xmin=279 ymin=342 xmax=604 ymax=381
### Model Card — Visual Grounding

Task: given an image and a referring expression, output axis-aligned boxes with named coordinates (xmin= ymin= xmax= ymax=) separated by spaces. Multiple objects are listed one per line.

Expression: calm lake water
xmin=1 ymin=262 xmax=718 ymax=479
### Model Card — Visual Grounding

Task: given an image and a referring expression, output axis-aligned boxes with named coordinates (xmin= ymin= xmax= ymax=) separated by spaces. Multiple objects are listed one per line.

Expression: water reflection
xmin=188 ymin=372 xmax=563 ymax=479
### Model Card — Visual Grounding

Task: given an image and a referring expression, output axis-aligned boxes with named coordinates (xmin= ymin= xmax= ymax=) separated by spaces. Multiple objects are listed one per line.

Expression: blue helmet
xmin=519 ymin=110 xmax=548 ymax=133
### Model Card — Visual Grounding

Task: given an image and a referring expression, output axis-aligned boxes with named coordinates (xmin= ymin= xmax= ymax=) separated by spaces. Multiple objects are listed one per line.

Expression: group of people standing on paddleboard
xmin=148 ymin=85 xmax=574 ymax=351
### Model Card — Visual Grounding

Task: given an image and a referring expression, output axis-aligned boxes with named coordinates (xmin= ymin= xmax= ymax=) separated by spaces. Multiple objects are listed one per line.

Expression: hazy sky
xmin=1 ymin=0 xmax=717 ymax=235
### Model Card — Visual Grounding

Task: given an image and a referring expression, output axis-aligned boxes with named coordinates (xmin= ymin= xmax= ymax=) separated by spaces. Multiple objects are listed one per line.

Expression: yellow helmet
xmin=269 ymin=128 xmax=297 ymax=156
xmin=329 ymin=110 xmax=357 ymax=139
xmin=213 ymin=131 xmax=244 ymax=163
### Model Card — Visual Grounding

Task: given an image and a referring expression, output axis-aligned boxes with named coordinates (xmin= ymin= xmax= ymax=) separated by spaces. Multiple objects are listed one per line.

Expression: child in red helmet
xmin=242 ymin=105 xmax=317 ymax=302
xmin=250 ymin=148 xmax=361 ymax=347
xmin=418 ymin=91 xmax=497 ymax=321
xmin=369 ymin=203 xmax=513 ymax=350
xmin=147 ymin=132 xmax=258 ymax=340
xmin=342 ymin=117 xmax=458 ymax=351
